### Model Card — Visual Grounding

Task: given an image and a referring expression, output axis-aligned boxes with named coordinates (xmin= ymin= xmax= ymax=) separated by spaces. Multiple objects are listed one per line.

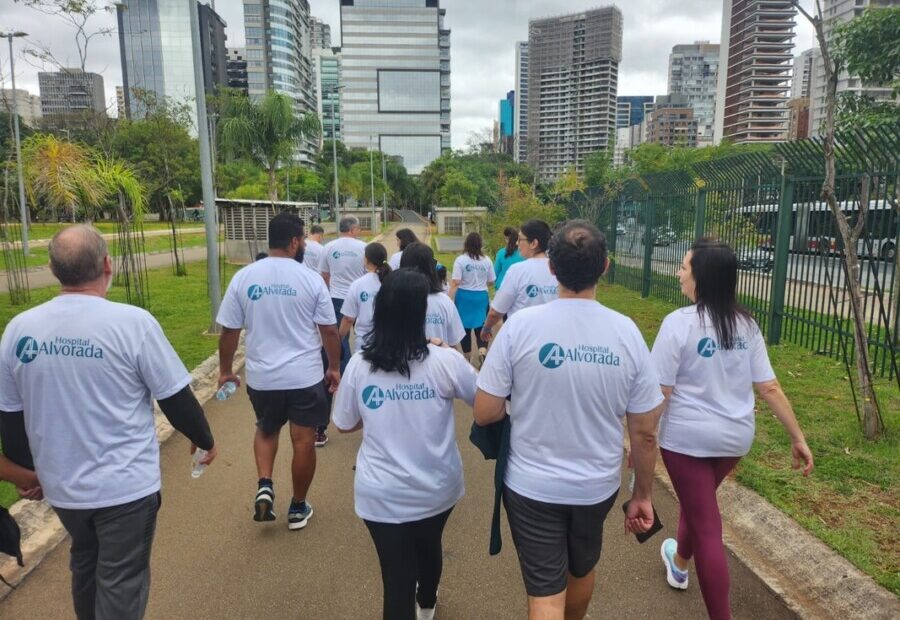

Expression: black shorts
xmin=247 ymin=383 xmax=330 ymax=434
xmin=503 ymin=486 xmax=619 ymax=597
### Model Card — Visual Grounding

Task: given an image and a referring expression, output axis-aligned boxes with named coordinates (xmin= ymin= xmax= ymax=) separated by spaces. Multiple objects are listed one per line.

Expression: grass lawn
xmin=0 ymin=260 xmax=239 ymax=509
xmin=11 ymin=221 xmax=178 ymax=240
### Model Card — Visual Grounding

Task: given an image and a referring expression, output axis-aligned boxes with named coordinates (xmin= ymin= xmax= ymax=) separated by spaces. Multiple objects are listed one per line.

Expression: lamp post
xmin=369 ymin=136 xmax=375 ymax=232
xmin=329 ymin=84 xmax=344 ymax=223
xmin=381 ymin=151 xmax=387 ymax=224
xmin=2 ymin=31 xmax=30 ymax=256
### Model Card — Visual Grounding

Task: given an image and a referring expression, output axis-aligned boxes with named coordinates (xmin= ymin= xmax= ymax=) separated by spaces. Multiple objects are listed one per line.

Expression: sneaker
xmin=477 ymin=347 xmax=487 ymax=368
xmin=660 ymin=538 xmax=689 ymax=590
xmin=254 ymin=484 xmax=276 ymax=522
xmin=416 ymin=602 xmax=435 ymax=620
xmin=315 ymin=431 xmax=328 ymax=448
xmin=287 ymin=500 xmax=314 ymax=531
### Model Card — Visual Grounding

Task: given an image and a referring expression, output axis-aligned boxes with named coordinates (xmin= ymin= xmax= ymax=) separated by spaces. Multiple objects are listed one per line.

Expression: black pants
xmin=364 ymin=507 xmax=454 ymax=620
xmin=460 ymin=328 xmax=487 ymax=354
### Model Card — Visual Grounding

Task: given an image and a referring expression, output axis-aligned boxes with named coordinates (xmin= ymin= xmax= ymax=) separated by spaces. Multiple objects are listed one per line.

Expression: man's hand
xmin=325 ymin=368 xmax=341 ymax=393
xmin=479 ymin=326 xmax=493 ymax=342
xmin=191 ymin=444 xmax=218 ymax=465
xmin=217 ymin=373 xmax=241 ymax=389
xmin=624 ymin=496 xmax=654 ymax=534
xmin=792 ymin=440 xmax=814 ymax=476
xmin=17 ymin=485 xmax=43 ymax=501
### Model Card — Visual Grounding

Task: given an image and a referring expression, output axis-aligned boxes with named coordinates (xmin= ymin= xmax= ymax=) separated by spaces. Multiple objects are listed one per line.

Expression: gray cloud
xmin=1 ymin=0 xmax=814 ymax=151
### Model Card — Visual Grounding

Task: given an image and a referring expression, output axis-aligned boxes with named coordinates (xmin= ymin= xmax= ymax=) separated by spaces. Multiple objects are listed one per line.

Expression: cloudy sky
xmin=1 ymin=0 xmax=816 ymax=149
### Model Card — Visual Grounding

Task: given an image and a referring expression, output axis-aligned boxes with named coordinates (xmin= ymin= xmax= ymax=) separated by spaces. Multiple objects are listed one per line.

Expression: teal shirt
xmin=493 ymin=248 xmax=524 ymax=290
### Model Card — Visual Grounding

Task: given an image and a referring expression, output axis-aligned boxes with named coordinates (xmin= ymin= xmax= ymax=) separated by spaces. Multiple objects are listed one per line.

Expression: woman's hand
xmin=791 ymin=440 xmax=814 ymax=476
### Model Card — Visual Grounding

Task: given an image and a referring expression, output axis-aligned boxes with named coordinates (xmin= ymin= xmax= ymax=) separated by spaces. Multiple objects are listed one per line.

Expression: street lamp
xmin=369 ymin=136 xmax=376 ymax=232
xmin=2 ymin=31 xmax=30 ymax=256
xmin=329 ymin=85 xmax=344 ymax=223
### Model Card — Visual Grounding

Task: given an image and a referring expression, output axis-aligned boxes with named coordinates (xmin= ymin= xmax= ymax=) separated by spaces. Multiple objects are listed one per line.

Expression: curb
xmin=649 ymin=456 xmax=899 ymax=619
xmin=0 ymin=343 xmax=245 ymax=600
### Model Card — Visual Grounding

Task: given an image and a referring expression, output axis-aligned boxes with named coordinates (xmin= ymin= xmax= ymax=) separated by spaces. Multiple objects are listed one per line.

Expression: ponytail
xmin=375 ymin=261 xmax=392 ymax=283
xmin=504 ymin=226 xmax=518 ymax=258
xmin=365 ymin=242 xmax=390 ymax=282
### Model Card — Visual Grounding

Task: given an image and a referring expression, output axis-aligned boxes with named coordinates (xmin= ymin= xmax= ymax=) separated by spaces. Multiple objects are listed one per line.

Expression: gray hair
xmin=48 ymin=225 xmax=108 ymax=286
xmin=339 ymin=216 xmax=359 ymax=233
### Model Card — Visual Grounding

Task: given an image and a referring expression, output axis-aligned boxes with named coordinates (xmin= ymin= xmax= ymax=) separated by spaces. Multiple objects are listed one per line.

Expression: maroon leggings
xmin=661 ymin=448 xmax=741 ymax=620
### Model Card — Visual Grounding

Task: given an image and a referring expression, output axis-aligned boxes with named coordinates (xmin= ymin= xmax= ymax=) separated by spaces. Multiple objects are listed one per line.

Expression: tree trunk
xmin=268 ymin=168 xmax=279 ymax=202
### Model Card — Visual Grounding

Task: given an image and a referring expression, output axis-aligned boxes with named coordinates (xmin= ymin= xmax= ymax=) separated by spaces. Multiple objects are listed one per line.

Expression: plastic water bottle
xmin=191 ymin=449 xmax=208 ymax=479
xmin=216 ymin=381 xmax=237 ymax=401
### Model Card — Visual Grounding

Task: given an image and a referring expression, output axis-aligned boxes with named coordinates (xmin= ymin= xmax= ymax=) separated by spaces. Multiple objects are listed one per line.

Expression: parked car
xmin=616 ymin=223 xmax=627 ymax=236
xmin=642 ymin=226 xmax=677 ymax=246
xmin=737 ymin=247 xmax=774 ymax=272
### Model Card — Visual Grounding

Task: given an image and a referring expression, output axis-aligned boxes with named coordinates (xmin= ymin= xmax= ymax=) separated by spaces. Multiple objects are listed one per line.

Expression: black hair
xmin=520 ymin=219 xmax=552 ymax=253
xmin=395 ymin=228 xmax=419 ymax=251
xmin=547 ymin=220 xmax=608 ymax=293
xmin=268 ymin=212 xmax=304 ymax=250
xmin=365 ymin=242 xmax=391 ymax=283
xmin=362 ymin=269 xmax=430 ymax=379
xmin=464 ymin=232 xmax=484 ymax=260
xmin=690 ymin=238 xmax=753 ymax=350
xmin=503 ymin=226 xmax=518 ymax=258
xmin=398 ymin=242 xmax=442 ymax=294
xmin=254 ymin=252 xmax=269 ymax=261
xmin=310 ymin=224 xmax=324 ymax=235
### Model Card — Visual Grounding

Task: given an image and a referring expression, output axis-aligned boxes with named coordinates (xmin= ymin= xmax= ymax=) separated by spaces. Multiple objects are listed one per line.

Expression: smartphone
xmin=622 ymin=499 xmax=663 ymax=543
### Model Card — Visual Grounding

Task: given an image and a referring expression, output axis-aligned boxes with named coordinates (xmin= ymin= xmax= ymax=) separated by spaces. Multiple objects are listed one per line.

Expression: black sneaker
xmin=287 ymin=500 xmax=313 ymax=531
xmin=315 ymin=431 xmax=328 ymax=447
xmin=254 ymin=485 xmax=276 ymax=522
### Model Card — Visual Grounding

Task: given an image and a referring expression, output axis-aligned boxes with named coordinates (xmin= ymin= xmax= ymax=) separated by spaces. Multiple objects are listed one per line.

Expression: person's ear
xmin=600 ymin=256 xmax=610 ymax=277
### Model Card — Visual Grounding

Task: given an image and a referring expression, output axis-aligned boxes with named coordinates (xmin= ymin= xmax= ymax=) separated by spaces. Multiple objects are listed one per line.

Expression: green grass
xmin=1 ymin=233 xmax=209 ymax=271
xmin=595 ymin=281 xmax=900 ymax=595
xmin=11 ymin=221 xmax=183 ymax=240
xmin=0 ymin=260 xmax=239 ymax=509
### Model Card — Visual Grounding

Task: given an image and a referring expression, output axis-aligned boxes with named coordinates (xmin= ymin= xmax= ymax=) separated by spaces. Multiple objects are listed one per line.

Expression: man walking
xmin=0 ymin=225 xmax=217 ymax=620
xmin=473 ymin=220 xmax=664 ymax=620
xmin=217 ymin=213 xmax=341 ymax=530
xmin=304 ymin=224 xmax=326 ymax=273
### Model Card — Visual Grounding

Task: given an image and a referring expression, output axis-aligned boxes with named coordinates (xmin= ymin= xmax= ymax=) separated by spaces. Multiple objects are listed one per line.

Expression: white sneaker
xmin=660 ymin=538 xmax=689 ymax=590
xmin=416 ymin=602 xmax=435 ymax=620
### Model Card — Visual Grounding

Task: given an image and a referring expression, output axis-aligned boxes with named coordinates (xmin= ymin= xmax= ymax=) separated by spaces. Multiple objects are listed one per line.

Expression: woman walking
xmin=449 ymin=232 xmax=495 ymax=365
xmin=333 ymin=269 xmax=478 ymax=620
xmin=400 ymin=242 xmax=465 ymax=347
xmin=493 ymin=226 xmax=523 ymax=291
xmin=388 ymin=228 xmax=420 ymax=270
xmin=651 ymin=238 xmax=814 ymax=620
xmin=340 ymin=243 xmax=391 ymax=353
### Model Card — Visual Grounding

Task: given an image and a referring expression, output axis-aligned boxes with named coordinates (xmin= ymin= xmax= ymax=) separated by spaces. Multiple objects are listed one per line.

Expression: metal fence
xmin=581 ymin=127 xmax=899 ymax=384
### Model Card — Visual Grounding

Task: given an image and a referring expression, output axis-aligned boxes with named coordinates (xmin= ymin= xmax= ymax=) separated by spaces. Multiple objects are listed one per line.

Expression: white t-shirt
xmin=303 ymin=239 xmax=325 ymax=274
xmin=341 ymin=272 xmax=382 ymax=353
xmin=333 ymin=345 xmax=477 ymax=523
xmin=650 ymin=306 xmax=775 ymax=458
xmin=388 ymin=251 xmax=403 ymax=270
xmin=320 ymin=236 xmax=367 ymax=299
xmin=426 ymin=293 xmax=465 ymax=346
xmin=0 ymin=295 xmax=191 ymax=510
xmin=490 ymin=257 xmax=558 ymax=316
xmin=477 ymin=299 xmax=663 ymax=505
xmin=217 ymin=257 xmax=336 ymax=390
xmin=452 ymin=254 xmax=496 ymax=291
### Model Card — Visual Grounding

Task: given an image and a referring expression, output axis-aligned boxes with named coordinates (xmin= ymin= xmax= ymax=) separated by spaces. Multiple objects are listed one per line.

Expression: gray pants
xmin=54 ymin=493 xmax=160 ymax=620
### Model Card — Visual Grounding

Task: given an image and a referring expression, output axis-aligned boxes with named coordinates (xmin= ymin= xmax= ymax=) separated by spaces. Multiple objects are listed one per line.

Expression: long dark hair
xmin=503 ymin=226 xmax=518 ymax=258
xmin=395 ymin=228 xmax=419 ymax=251
xmin=520 ymin=219 xmax=552 ymax=252
xmin=464 ymin=232 xmax=483 ymax=260
xmin=690 ymin=238 xmax=753 ymax=349
xmin=398 ymin=242 xmax=442 ymax=293
xmin=365 ymin=242 xmax=391 ymax=282
xmin=362 ymin=269 xmax=430 ymax=378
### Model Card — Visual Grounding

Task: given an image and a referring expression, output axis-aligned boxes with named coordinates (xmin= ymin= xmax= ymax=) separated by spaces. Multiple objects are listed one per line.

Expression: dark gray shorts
xmin=503 ymin=486 xmax=619 ymax=597
xmin=247 ymin=383 xmax=329 ymax=434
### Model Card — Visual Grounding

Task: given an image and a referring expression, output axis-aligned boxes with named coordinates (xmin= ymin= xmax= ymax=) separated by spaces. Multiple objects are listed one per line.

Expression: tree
xmin=218 ymin=91 xmax=320 ymax=201
xmin=438 ymin=170 xmax=478 ymax=206
xmin=21 ymin=133 xmax=104 ymax=221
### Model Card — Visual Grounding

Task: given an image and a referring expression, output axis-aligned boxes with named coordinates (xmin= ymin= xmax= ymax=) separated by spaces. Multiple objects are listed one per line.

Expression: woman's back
xmin=494 ymin=247 xmax=523 ymax=290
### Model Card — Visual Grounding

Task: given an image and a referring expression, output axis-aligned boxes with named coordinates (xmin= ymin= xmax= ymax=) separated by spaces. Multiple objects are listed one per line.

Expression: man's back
xmin=304 ymin=239 xmax=325 ymax=273
xmin=321 ymin=237 xmax=367 ymax=299
xmin=0 ymin=295 xmax=190 ymax=509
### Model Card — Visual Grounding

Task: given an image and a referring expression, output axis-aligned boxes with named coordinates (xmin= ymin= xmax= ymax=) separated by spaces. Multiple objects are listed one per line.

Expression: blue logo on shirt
xmin=539 ymin=343 xmax=565 ymax=368
xmin=363 ymin=382 xmax=437 ymax=409
xmin=697 ymin=337 xmax=749 ymax=358
xmin=332 ymin=250 xmax=360 ymax=260
xmin=363 ymin=385 xmax=386 ymax=409
xmin=14 ymin=336 xmax=104 ymax=364
xmin=16 ymin=337 xmax=39 ymax=363
xmin=465 ymin=263 xmax=487 ymax=273
xmin=248 ymin=285 xmax=264 ymax=301
xmin=332 ymin=250 xmax=341 ymax=260
xmin=425 ymin=313 xmax=444 ymax=325
xmin=360 ymin=291 xmax=370 ymax=302
xmin=526 ymin=284 xmax=557 ymax=298
xmin=538 ymin=342 xmax=621 ymax=369
xmin=247 ymin=283 xmax=298 ymax=301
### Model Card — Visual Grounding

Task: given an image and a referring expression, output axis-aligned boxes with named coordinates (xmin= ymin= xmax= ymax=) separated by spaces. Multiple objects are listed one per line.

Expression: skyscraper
xmin=616 ymin=95 xmax=655 ymax=129
xmin=792 ymin=48 xmax=817 ymax=99
xmin=0 ymin=89 xmax=42 ymax=127
xmin=311 ymin=17 xmax=332 ymax=50
xmin=527 ymin=6 xmax=623 ymax=180
xmin=116 ymin=86 xmax=127 ymax=119
xmin=227 ymin=48 xmax=249 ymax=96
xmin=38 ymin=69 xmax=106 ymax=119
xmin=498 ymin=90 xmax=515 ymax=156
xmin=647 ymin=95 xmax=699 ymax=147
xmin=198 ymin=2 xmax=228 ymax=91
xmin=314 ymin=47 xmax=342 ymax=143
xmin=340 ymin=0 xmax=450 ymax=175
xmin=714 ymin=0 xmax=795 ymax=144
xmin=668 ymin=41 xmax=719 ymax=145
xmin=514 ymin=41 xmax=529 ymax=164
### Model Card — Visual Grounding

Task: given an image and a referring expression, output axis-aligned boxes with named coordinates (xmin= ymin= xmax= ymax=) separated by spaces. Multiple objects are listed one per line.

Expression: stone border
xmin=0 ymin=343 xmax=245 ymax=600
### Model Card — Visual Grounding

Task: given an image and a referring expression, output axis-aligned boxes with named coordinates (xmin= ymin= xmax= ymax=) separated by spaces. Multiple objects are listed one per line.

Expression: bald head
xmin=49 ymin=225 xmax=108 ymax=287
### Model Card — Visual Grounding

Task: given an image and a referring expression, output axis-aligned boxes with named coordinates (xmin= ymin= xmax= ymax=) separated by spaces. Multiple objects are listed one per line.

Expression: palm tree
xmin=21 ymin=134 xmax=104 ymax=221
xmin=218 ymin=91 xmax=320 ymax=202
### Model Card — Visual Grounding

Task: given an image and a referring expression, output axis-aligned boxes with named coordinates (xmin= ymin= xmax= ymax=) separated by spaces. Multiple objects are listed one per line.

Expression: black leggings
xmin=460 ymin=328 xmax=487 ymax=354
xmin=364 ymin=506 xmax=454 ymax=620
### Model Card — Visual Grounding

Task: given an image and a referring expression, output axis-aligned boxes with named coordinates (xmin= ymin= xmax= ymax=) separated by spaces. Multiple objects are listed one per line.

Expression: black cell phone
xmin=622 ymin=500 xmax=663 ymax=543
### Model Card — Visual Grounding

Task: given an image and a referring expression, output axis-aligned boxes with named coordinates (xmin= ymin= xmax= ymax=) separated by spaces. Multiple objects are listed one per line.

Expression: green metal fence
xmin=581 ymin=127 xmax=900 ymax=384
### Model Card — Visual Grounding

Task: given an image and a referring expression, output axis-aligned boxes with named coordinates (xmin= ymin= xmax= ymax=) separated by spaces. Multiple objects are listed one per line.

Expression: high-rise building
xmin=227 ymin=48 xmax=249 ymax=95
xmin=498 ymin=90 xmax=515 ymax=156
xmin=788 ymin=97 xmax=810 ymax=139
xmin=809 ymin=0 xmax=900 ymax=136
xmin=117 ymin=0 xmax=228 ymax=129
xmin=616 ymin=95 xmax=654 ymax=129
xmin=311 ymin=17 xmax=332 ymax=50
xmin=314 ymin=47 xmax=342 ymax=143
xmin=243 ymin=0 xmax=317 ymax=162
xmin=792 ymin=48 xmax=818 ymax=99
xmin=340 ymin=0 xmax=450 ymax=175
xmin=38 ymin=69 xmax=106 ymax=119
xmin=0 ymin=89 xmax=42 ymax=126
xmin=115 ymin=86 xmax=127 ymax=119
xmin=668 ymin=41 xmax=719 ymax=146
xmin=527 ymin=6 xmax=623 ymax=180
xmin=613 ymin=125 xmax=631 ymax=167
xmin=514 ymin=41 xmax=529 ymax=164
xmin=647 ymin=95 xmax=699 ymax=147
xmin=714 ymin=0 xmax=795 ymax=144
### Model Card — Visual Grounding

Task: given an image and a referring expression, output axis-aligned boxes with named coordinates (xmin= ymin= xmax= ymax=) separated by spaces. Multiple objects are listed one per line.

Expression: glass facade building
xmin=616 ymin=95 xmax=654 ymax=129
xmin=340 ymin=0 xmax=450 ymax=174
xmin=667 ymin=41 xmax=719 ymax=146
xmin=314 ymin=47 xmax=342 ymax=142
